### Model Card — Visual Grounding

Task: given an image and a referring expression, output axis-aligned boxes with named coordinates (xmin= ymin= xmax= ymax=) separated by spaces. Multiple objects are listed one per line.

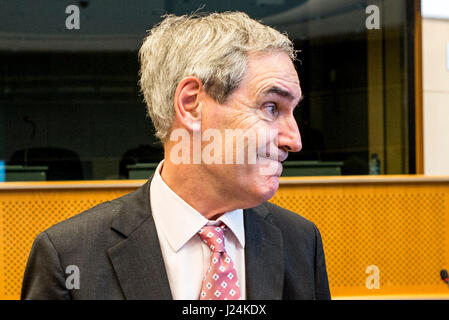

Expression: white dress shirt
xmin=149 ymin=160 xmax=246 ymax=300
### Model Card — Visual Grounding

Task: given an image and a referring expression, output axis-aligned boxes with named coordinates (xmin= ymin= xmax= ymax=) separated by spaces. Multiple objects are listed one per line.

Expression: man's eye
xmin=264 ymin=104 xmax=279 ymax=117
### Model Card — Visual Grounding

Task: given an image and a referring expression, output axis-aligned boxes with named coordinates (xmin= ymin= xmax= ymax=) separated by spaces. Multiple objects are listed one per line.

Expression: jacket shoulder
xmin=260 ymin=201 xmax=324 ymax=252
xmin=262 ymin=201 xmax=317 ymax=233
xmin=42 ymin=184 xmax=147 ymax=251
xmin=44 ymin=195 xmax=123 ymax=238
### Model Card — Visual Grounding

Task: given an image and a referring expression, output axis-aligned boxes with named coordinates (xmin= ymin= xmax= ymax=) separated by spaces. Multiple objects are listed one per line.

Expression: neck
xmin=160 ymin=158 xmax=238 ymax=220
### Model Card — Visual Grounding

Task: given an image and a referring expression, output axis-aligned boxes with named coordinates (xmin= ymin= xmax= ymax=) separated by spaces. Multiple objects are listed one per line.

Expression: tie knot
xmin=198 ymin=223 xmax=226 ymax=253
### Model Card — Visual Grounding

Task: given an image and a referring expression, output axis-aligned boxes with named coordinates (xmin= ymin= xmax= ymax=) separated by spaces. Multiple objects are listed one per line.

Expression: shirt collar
xmin=150 ymin=160 xmax=245 ymax=252
xmin=214 ymin=209 xmax=245 ymax=249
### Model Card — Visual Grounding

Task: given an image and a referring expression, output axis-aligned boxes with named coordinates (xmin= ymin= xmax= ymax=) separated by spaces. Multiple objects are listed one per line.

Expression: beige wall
xmin=422 ymin=18 xmax=449 ymax=175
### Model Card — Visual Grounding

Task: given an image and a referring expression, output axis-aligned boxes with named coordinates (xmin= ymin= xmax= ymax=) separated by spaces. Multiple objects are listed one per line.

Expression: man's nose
xmin=278 ymin=114 xmax=302 ymax=153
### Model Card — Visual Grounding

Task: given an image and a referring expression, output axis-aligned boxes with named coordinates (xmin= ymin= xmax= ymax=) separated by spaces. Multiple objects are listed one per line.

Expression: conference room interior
xmin=1 ymin=0 xmax=449 ymax=300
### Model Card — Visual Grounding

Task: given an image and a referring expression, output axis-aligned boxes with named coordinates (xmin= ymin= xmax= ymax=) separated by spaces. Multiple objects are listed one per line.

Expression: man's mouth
xmin=257 ymin=152 xmax=288 ymax=163
xmin=256 ymin=155 xmax=284 ymax=176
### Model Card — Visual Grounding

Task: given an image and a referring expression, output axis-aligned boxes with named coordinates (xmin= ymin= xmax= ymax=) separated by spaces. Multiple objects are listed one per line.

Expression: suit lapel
xmin=107 ymin=177 xmax=173 ymax=300
xmin=244 ymin=204 xmax=284 ymax=300
xmin=106 ymin=175 xmax=284 ymax=300
xmin=107 ymin=218 xmax=172 ymax=300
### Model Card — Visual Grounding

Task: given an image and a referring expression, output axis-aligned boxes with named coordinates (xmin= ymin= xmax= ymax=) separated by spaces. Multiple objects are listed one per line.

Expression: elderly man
xmin=21 ymin=12 xmax=330 ymax=300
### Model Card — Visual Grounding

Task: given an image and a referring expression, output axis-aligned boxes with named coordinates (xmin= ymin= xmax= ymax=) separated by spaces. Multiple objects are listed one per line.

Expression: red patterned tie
xmin=198 ymin=223 xmax=241 ymax=300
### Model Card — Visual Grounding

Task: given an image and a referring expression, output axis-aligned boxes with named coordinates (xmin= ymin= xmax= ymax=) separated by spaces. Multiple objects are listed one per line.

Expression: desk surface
xmin=0 ymin=175 xmax=449 ymax=190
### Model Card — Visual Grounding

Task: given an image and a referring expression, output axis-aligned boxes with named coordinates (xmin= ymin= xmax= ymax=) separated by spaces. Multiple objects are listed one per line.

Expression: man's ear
xmin=174 ymin=76 xmax=204 ymax=132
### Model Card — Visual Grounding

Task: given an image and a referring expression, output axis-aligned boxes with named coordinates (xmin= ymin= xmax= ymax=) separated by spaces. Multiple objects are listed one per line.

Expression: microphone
xmin=440 ymin=269 xmax=449 ymax=288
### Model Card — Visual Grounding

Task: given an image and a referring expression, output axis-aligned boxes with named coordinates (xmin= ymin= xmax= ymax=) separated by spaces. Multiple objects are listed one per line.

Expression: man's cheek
xmin=224 ymin=105 xmax=261 ymax=128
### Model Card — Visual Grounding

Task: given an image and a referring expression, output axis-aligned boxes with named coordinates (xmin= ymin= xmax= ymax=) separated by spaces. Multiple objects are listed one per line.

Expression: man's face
xmin=200 ymin=52 xmax=302 ymax=208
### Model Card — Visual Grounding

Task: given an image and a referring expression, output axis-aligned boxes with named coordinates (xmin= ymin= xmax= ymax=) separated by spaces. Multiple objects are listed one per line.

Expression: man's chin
xmin=254 ymin=174 xmax=280 ymax=204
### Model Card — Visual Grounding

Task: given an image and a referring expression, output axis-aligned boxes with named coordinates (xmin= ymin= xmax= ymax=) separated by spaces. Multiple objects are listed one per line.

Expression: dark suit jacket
xmin=21 ymin=177 xmax=331 ymax=300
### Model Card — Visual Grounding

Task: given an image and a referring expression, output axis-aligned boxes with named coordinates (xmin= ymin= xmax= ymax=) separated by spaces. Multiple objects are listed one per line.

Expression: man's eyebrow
xmin=261 ymin=86 xmax=300 ymax=102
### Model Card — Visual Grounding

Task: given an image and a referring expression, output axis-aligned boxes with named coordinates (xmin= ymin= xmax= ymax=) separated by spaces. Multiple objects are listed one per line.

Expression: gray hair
xmin=139 ymin=11 xmax=296 ymax=142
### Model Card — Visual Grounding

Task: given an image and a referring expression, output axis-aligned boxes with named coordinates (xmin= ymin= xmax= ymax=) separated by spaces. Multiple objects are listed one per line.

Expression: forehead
xmin=241 ymin=52 xmax=301 ymax=102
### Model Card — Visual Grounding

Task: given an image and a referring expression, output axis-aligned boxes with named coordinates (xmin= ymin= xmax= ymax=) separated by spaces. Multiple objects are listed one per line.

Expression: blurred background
xmin=1 ymin=0 xmax=440 ymax=181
